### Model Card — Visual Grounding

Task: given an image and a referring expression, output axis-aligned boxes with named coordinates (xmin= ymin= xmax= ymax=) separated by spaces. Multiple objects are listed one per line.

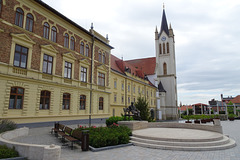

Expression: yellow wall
xmin=110 ymin=70 xmax=157 ymax=117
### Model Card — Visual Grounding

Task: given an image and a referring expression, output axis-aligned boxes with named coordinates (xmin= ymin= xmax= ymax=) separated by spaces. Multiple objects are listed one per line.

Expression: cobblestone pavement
xmin=13 ymin=120 xmax=240 ymax=160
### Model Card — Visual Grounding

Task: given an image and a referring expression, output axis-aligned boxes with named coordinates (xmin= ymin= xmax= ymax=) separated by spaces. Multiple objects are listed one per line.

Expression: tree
xmin=134 ymin=96 xmax=150 ymax=121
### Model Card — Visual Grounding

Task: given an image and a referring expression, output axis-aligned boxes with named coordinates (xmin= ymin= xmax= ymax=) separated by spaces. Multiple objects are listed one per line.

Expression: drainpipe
xmin=89 ymin=23 xmax=95 ymax=127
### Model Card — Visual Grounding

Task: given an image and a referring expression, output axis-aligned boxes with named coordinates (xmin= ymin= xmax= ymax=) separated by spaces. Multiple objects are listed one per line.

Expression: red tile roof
xmin=192 ymin=103 xmax=208 ymax=106
xmin=231 ymin=95 xmax=240 ymax=104
xmin=125 ymin=57 xmax=156 ymax=75
xmin=179 ymin=105 xmax=193 ymax=111
xmin=111 ymin=55 xmax=156 ymax=87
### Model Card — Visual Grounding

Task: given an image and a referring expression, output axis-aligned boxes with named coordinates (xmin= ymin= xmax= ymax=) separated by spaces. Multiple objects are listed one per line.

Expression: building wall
xmin=110 ymin=70 xmax=157 ymax=118
xmin=0 ymin=0 xmax=112 ymax=123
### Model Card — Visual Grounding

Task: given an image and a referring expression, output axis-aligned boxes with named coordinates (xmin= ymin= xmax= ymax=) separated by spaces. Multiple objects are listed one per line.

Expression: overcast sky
xmin=42 ymin=0 xmax=240 ymax=105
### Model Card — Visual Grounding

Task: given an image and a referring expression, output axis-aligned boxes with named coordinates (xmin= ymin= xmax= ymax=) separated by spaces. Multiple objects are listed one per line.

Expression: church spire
xmin=160 ymin=5 xmax=169 ymax=36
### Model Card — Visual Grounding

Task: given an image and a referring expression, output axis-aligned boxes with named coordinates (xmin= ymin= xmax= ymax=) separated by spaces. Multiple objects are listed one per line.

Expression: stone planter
xmin=228 ymin=118 xmax=235 ymax=121
xmin=185 ymin=121 xmax=192 ymax=123
xmin=201 ymin=119 xmax=207 ymax=124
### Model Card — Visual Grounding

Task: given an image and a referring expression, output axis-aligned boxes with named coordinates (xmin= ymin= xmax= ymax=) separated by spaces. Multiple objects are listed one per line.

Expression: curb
xmin=89 ymin=143 xmax=133 ymax=152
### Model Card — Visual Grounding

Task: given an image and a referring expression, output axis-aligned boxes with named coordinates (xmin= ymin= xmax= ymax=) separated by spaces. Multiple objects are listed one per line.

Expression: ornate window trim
xmin=10 ymin=33 xmax=35 ymax=70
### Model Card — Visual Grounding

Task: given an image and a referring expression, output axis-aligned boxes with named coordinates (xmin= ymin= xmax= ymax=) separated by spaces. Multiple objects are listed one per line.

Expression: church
xmin=125 ymin=7 xmax=178 ymax=120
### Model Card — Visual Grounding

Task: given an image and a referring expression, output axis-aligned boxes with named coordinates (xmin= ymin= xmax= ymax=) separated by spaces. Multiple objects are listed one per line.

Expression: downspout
xmin=89 ymin=23 xmax=95 ymax=127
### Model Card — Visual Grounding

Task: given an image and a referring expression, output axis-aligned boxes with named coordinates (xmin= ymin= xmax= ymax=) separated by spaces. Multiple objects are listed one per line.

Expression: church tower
xmin=155 ymin=6 xmax=178 ymax=120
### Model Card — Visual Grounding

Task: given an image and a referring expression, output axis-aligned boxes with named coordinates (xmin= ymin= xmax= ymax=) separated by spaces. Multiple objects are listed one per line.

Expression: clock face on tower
xmin=161 ymin=36 xmax=166 ymax=41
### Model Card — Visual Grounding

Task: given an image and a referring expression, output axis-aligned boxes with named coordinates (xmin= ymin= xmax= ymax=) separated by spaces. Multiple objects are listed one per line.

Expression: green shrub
xmin=0 ymin=145 xmax=19 ymax=159
xmin=74 ymin=125 xmax=132 ymax=148
xmin=0 ymin=119 xmax=17 ymax=134
xmin=106 ymin=116 xmax=133 ymax=126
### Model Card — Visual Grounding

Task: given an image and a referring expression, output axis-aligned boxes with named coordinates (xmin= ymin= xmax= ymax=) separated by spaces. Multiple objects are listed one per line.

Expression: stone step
xmin=132 ymin=132 xmax=224 ymax=142
xmin=130 ymin=135 xmax=230 ymax=147
xmin=130 ymin=138 xmax=236 ymax=151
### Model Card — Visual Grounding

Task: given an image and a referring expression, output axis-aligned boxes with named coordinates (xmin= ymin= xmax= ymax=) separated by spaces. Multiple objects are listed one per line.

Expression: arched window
xmin=80 ymin=95 xmax=86 ymax=110
xmin=102 ymin=52 xmax=105 ymax=64
xmin=167 ymin=42 xmax=169 ymax=53
xmin=98 ymin=51 xmax=102 ymax=62
xmin=85 ymin=44 xmax=89 ymax=57
xmin=163 ymin=43 xmax=165 ymax=54
xmin=40 ymin=90 xmax=51 ymax=109
xmin=80 ymin=42 xmax=84 ymax=55
xmin=15 ymin=8 xmax=24 ymax=27
xmin=51 ymin=26 xmax=57 ymax=42
xmin=163 ymin=63 xmax=167 ymax=75
xmin=43 ymin=22 xmax=50 ymax=39
xmin=64 ymin=33 xmax=69 ymax=48
xmin=99 ymin=97 xmax=103 ymax=110
xmin=9 ymin=87 xmax=24 ymax=109
xmin=159 ymin=44 xmax=162 ymax=54
xmin=62 ymin=93 xmax=70 ymax=110
xmin=70 ymin=36 xmax=75 ymax=50
xmin=26 ymin=13 xmax=34 ymax=32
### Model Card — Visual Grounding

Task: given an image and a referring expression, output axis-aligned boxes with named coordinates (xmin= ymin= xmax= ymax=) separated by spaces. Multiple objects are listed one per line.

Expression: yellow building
xmin=110 ymin=55 xmax=157 ymax=118
xmin=0 ymin=0 xmax=156 ymax=124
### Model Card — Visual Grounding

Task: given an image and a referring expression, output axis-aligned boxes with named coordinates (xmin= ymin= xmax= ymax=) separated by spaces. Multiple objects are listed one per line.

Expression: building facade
xmin=0 ymin=0 xmax=113 ymax=123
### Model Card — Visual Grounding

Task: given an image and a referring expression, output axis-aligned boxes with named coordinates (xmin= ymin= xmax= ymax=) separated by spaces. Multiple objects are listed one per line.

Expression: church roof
xmin=160 ymin=9 xmax=169 ymax=36
xmin=125 ymin=57 xmax=156 ymax=75
xmin=158 ymin=81 xmax=166 ymax=92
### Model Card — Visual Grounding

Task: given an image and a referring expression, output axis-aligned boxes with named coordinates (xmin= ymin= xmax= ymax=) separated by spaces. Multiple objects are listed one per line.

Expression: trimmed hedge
xmin=75 ymin=125 xmax=132 ymax=148
xmin=0 ymin=145 xmax=19 ymax=159
xmin=106 ymin=116 xmax=133 ymax=126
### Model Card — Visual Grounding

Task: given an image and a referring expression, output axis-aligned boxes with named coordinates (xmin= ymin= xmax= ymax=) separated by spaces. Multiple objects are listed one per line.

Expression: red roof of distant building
xmin=125 ymin=57 xmax=156 ymax=75
xmin=231 ymin=95 xmax=240 ymax=104
xmin=180 ymin=105 xmax=193 ymax=111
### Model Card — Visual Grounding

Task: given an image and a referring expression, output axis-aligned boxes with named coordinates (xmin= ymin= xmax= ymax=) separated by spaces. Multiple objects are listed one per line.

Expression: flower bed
xmin=74 ymin=124 xmax=132 ymax=148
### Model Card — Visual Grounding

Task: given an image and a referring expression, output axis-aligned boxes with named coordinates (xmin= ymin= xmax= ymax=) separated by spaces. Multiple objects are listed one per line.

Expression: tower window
xmin=163 ymin=43 xmax=166 ymax=54
xmin=167 ymin=42 xmax=169 ymax=53
xmin=163 ymin=63 xmax=167 ymax=75
xmin=159 ymin=44 xmax=162 ymax=54
xmin=70 ymin=36 xmax=75 ymax=50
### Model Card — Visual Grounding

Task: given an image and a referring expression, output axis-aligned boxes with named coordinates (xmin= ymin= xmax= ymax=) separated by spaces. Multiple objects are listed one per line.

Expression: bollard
xmin=81 ymin=130 xmax=89 ymax=151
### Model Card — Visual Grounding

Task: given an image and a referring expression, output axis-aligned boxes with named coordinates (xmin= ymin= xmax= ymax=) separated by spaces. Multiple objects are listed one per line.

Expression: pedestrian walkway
xmin=13 ymin=120 xmax=240 ymax=160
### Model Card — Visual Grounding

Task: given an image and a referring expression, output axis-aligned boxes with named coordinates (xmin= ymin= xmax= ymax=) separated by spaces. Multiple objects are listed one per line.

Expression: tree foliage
xmin=135 ymin=96 xmax=150 ymax=121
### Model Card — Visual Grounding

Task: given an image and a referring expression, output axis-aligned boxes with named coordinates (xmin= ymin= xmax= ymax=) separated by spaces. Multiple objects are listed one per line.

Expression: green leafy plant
xmin=106 ymin=116 xmax=133 ymax=126
xmin=74 ymin=125 xmax=131 ymax=148
xmin=0 ymin=145 xmax=19 ymax=159
xmin=228 ymin=114 xmax=237 ymax=118
xmin=183 ymin=115 xmax=192 ymax=121
xmin=135 ymin=96 xmax=150 ymax=121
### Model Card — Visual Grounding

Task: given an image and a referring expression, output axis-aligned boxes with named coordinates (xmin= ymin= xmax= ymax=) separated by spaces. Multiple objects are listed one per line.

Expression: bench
xmin=63 ymin=130 xmax=82 ymax=150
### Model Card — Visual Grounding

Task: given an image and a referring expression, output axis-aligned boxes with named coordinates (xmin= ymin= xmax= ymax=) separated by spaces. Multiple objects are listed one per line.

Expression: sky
xmin=42 ymin=0 xmax=240 ymax=105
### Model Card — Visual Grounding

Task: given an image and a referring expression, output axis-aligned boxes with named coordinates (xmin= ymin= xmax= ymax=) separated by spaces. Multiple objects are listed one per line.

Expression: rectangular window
xmin=80 ymin=95 xmax=86 ymax=110
xmin=98 ymin=72 xmax=105 ymax=86
xmin=14 ymin=44 xmax=28 ymax=69
xmin=99 ymin=97 xmax=103 ymax=110
xmin=9 ymin=87 xmax=24 ymax=109
xmin=114 ymin=94 xmax=117 ymax=103
xmin=81 ymin=67 xmax=87 ymax=82
xmin=121 ymin=95 xmax=124 ymax=103
xmin=133 ymin=86 xmax=135 ymax=93
xmin=62 ymin=93 xmax=70 ymax=110
xmin=128 ymin=85 xmax=130 ymax=92
xmin=114 ymin=81 xmax=117 ymax=89
xmin=42 ymin=54 xmax=53 ymax=74
xmin=122 ymin=83 xmax=124 ymax=90
xmin=64 ymin=61 xmax=72 ymax=79
xmin=40 ymin=90 xmax=50 ymax=110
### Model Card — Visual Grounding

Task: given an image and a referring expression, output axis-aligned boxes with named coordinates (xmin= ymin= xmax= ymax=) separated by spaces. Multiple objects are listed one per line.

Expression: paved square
xmin=14 ymin=121 xmax=240 ymax=160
